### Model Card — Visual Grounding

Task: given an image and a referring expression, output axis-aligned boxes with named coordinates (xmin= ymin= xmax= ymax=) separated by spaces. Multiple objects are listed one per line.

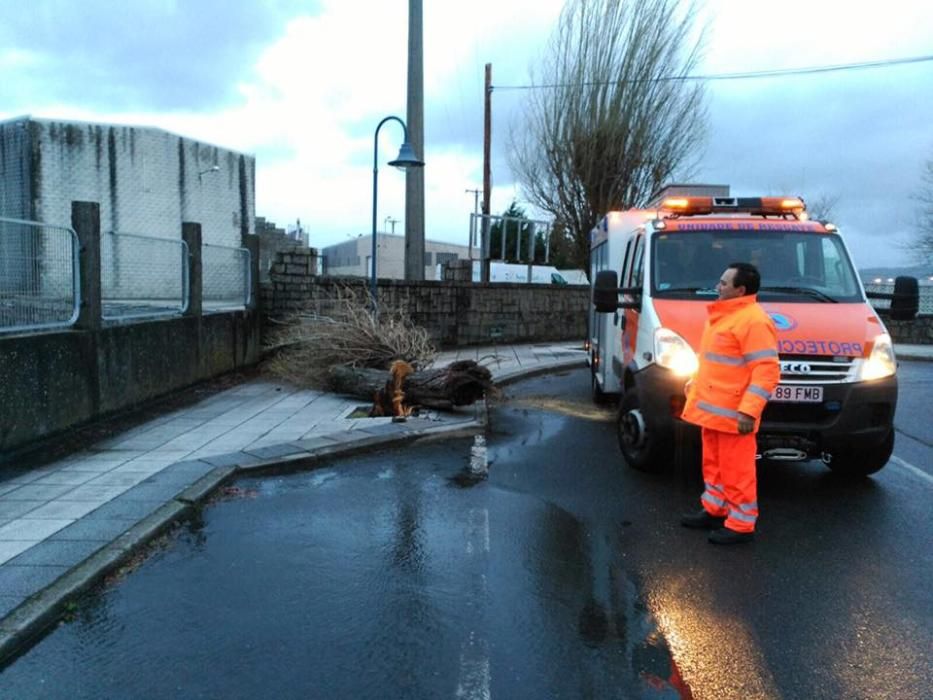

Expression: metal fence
xmin=101 ymin=231 xmax=189 ymax=321
xmin=203 ymin=243 xmax=251 ymax=311
xmin=864 ymin=283 xmax=933 ymax=315
xmin=469 ymin=212 xmax=555 ymax=263
xmin=0 ymin=216 xmax=80 ymax=334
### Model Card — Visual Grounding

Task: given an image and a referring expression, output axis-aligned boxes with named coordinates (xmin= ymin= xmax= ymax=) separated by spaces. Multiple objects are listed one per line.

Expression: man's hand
xmin=737 ymin=412 xmax=755 ymax=434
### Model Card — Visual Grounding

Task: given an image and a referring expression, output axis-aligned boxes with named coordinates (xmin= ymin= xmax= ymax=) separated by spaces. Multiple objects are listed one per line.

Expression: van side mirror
xmin=890 ymin=276 xmax=919 ymax=321
xmin=593 ymin=271 xmax=619 ymax=312
xmin=593 ymin=270 xmax=641 ymax=313
xmin=866 ymin=275 xmax=919 ymax=321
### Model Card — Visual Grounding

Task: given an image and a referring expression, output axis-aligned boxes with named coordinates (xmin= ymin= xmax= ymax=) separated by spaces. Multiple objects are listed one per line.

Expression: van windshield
xmin=651 ymin=230 xmax=864 ymax=302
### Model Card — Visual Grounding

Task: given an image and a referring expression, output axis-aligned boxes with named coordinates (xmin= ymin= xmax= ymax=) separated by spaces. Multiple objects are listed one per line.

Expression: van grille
xmin=778 ymin=355 xmax=855 ymax=384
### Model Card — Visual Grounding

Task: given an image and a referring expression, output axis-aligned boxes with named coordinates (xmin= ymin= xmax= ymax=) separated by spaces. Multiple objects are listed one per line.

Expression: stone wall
xmin=261 ymin=251 xmax=933 ymax=349
xmin=886 ymin=316 xmax=933 ymax=345
xmin=261 ymin=250 xmax=588 ymax=347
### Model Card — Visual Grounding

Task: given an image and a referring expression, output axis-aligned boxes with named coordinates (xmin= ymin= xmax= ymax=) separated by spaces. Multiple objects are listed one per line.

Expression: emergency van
xmin=588 ymin=186 xmax=919 ymax=477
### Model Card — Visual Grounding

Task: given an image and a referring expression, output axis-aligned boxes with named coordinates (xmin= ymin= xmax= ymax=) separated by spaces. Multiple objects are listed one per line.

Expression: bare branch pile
xmin=264 ymin=285 xmax=437 ymax=389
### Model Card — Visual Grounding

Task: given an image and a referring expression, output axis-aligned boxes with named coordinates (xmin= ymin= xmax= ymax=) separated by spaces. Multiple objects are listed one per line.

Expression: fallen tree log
xmin=327 ymin=360 xmax=496 ymax=411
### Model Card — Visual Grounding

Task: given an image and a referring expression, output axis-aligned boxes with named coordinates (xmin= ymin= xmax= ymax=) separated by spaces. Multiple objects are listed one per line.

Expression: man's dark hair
xmin=728 ymin=262 xmax=761 ymax=295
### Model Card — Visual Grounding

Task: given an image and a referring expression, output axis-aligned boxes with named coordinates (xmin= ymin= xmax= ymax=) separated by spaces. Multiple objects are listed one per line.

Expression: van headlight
xmin=655 ymin=328 xmax=699 ymax=376
xmin=859 ymin=333 xmax=896 ymax=381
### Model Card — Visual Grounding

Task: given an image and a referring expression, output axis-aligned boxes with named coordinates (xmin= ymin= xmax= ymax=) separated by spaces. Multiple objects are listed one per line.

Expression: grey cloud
xmin=1 ymin=0 xmax=317 ymax=112
xmin=690 ymin=66 xmax=932 ymax=266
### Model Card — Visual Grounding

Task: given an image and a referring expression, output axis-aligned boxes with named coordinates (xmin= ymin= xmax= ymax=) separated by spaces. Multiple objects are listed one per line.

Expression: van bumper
xmin=633 ymin=367 xmax=898 ymax=458
xmin=758 ymin=376 xmax=897 ymax=456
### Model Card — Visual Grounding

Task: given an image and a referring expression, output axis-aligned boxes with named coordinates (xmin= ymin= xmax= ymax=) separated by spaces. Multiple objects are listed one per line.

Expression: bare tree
xmin=509 ymin=0 xmax=707 ymax=271
xmin=805 ymin=192 xmax=840 ymax=222
xmin=912 ymin=153 xmax=933 ymax=263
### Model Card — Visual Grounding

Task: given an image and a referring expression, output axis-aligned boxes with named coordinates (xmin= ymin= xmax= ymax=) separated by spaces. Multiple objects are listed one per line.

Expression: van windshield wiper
xmin=759 ymin=286 xmax=838 ymax=303
xmin=655 ymin=286 xmax=718 ymax=296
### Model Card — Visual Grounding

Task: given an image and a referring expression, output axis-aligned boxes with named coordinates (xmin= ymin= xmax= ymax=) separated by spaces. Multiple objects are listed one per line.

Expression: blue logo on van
xmin=768 ymin=312 xmax=797 ymax=331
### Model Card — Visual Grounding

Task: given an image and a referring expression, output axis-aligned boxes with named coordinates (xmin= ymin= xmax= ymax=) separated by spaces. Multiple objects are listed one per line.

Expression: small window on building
xmin=424 ymin=252 xmax=434 ymax=266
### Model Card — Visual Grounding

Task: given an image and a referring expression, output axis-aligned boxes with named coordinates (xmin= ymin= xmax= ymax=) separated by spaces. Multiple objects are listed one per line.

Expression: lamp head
xmin=388 ymin=142 xmax=424 ymax=169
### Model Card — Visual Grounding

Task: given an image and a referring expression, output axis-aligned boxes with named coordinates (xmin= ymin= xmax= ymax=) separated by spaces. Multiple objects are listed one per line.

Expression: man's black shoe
xmin=708 ymin=527 xmax=754 ymax=545
xmin=680 ymin=510 xmax=725 ymax=530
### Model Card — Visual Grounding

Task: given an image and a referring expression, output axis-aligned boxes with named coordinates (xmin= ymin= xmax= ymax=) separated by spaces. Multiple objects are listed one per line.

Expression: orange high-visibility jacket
xmin=682 ymin=294 xmax=780 ymax=433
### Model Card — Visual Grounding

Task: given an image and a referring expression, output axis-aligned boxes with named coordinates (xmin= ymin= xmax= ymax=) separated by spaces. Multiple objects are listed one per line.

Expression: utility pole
xmin=465 ymin=188 xmax=481 ymax=258
xmin=481 ymin=62 xmax=492 ymax=282
xmin=404 ymin=0 xmax=425 ymax=280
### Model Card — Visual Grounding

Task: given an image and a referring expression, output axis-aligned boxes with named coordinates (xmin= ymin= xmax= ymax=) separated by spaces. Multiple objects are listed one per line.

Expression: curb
xmin=0 ymin=499 xmax=193 ymax=664
xmin=897 ymin=352 xmax=933 ymax=362
xmin=491 ymin=356 xmax=586 ymax=386
xmin=0 ymin=360 xmax=573 ymax=665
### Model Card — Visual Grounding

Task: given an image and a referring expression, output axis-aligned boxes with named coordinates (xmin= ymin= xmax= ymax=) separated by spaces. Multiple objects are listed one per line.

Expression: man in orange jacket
xmin=680 ymin=262 xmax=780 ymax=544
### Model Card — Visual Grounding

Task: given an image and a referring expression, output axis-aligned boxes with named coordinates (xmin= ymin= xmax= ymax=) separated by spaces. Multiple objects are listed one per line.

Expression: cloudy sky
xmin=1 ymin=0 xmax=931 ymax=268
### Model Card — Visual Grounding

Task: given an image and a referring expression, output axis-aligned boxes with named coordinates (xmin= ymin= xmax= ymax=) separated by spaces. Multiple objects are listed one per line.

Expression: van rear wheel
xmin=826 ymin=430 xmax=894 ymax=477
xmin=616 ymin=391 xmax=669 ymax=472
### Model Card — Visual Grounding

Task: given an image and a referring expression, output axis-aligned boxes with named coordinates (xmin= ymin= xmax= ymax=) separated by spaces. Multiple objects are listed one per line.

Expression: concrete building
xmin=321 ymin=233 xmax=470 ymax=280
xmin=0 ymin=116 xmax=255 ymax=301
xmin=0 ymin=116 xmax=254 ymax=242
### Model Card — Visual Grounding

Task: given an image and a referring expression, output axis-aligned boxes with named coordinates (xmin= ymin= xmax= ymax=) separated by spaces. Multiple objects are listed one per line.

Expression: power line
xmin=492 ymin=53 xmax=933 ymax=91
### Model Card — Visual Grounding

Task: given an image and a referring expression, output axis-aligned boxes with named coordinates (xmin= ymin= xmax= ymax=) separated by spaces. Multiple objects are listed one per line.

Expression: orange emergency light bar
xmin=658 ymin=196 xmax=806 ymax=217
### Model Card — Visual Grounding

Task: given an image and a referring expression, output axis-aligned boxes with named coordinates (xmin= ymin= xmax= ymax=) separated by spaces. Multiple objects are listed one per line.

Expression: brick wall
xmin=886 ymin=316 xmax=933 ymax=345
xmin=261 ymin=250 xmax=587 ymax=347
xmin=260 ymin=251 xmax=933 ymax=350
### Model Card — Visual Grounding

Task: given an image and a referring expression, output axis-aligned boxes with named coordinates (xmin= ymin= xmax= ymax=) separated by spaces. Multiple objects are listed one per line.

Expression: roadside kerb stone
xmin=0 ymin=500 xmax=190 ymax=665
xmin=493 ymin=356 xmax=586 ymax=386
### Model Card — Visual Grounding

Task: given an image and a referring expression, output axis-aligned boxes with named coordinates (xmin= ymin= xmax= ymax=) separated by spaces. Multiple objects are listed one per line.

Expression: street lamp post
xmin=371 ymin=115 xmax=424 ymax=310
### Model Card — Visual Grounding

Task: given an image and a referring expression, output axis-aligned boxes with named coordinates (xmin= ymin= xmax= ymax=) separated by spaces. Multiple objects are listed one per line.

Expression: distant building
xmin=320 ymin=233 xmax=471 ymax=280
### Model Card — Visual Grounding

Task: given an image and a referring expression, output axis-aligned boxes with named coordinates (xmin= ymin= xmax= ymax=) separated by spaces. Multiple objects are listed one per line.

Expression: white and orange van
xmin=589 ymin=185 xmax=919 ymax=477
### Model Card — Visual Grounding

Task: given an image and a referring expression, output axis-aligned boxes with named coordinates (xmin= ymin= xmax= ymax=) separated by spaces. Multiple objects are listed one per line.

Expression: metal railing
xmin=469 ymin=212 xmax=554 ymax=263
xmin=203 ymin=243 xmax=251 ymax=311
xmin=0 ymin=216 xmax=80 ymax=334
xmin=101 ymin=231 xmax=189 ymax=321
xmin=864 ymin=283 xmax=933 ymax=315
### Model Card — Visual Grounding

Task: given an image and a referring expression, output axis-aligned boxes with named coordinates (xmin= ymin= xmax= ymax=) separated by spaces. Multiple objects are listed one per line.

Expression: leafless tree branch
xmin=509 ymin=0 xmax=708 ymax=270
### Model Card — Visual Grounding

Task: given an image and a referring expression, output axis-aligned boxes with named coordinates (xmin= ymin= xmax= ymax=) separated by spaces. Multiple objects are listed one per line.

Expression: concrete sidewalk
xmin=0 ymin=342 xmax=585 ymax=661
xmin=895 ymin=343 xmax=933 ymax=362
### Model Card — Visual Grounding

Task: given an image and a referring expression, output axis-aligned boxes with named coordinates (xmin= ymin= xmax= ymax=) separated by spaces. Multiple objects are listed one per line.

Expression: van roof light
xmin=658 ymin=195 xmax=807 ymax=218
xmin=659 ymin=197 xmax=712 ymax=214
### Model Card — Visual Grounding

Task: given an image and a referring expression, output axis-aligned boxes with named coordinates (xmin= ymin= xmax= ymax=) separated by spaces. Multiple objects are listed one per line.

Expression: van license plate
xmin=771 ymin=385 xmax=823 ymax=403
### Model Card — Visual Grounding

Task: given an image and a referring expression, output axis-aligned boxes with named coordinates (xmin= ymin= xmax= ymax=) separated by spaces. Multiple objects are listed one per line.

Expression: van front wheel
xmin=616 ymin=391 xmax=669 ymax=472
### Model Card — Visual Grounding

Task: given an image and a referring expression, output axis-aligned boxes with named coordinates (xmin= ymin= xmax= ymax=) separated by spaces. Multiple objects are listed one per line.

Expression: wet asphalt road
xmin=1 ymin=364 xmax=931 ymax=699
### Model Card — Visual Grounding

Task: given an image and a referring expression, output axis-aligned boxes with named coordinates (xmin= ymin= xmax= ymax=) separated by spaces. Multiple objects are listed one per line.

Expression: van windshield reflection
xmin=651 ymin=231 xmax=863 ymax=302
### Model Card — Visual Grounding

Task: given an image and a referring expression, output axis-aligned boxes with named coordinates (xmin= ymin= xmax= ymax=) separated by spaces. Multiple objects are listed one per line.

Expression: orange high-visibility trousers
xmin=699 ymin=427 xmax=759 ymax=533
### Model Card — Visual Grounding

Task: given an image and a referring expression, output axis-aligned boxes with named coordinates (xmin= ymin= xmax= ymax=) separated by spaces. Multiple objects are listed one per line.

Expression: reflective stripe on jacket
xmin=682 ymin=294 xmax=780 ymax=433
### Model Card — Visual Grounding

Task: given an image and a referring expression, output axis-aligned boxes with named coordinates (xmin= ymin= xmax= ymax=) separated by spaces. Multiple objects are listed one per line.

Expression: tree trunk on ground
xmin=327 ymin=360 xmax=495 ymax=411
